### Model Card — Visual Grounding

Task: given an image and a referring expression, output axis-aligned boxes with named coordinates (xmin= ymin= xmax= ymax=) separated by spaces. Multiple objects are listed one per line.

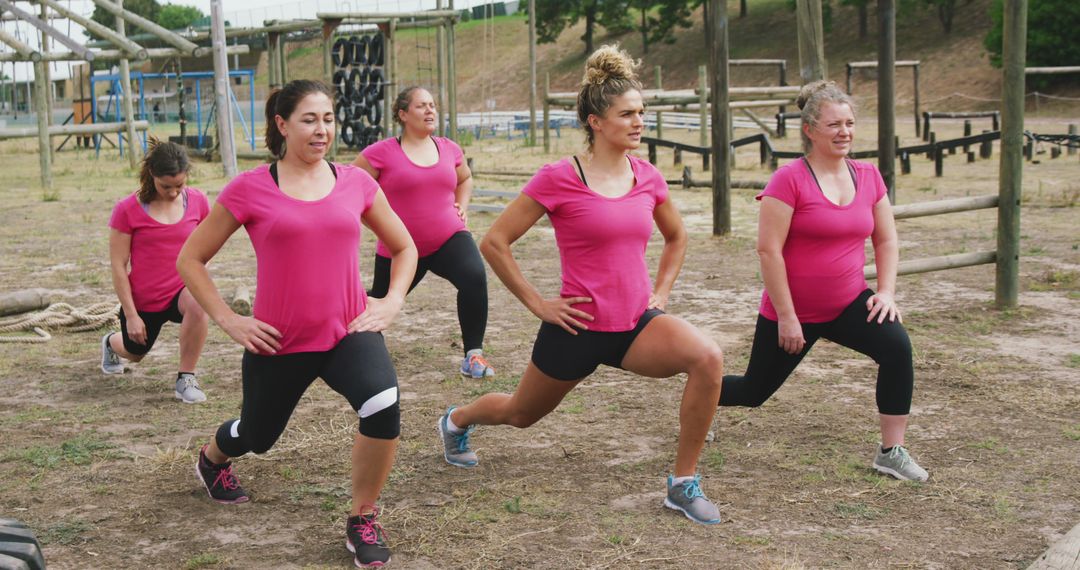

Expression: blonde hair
xmin=577 ymin=44 xmax=642 ymax=148
xmin=796 ymin=80 xmax=856 ymax=154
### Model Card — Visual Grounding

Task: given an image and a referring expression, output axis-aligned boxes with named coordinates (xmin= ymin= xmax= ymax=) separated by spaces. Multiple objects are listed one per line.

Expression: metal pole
xmin=447 ymin=1 xmax=457 ymax=140
xmin=436 ymin=0 xmax=445 ymax=137
xmin=33 ymin=59 xmax=51 ymax=189
xmin=708 ymin=0 xmax=730 ymax=235
xmin=795 ymin=0 xmax=826 ymax=83
xmin=116 ymin=0 xmax=138 ymax=169
xmin=528 ymin=0 xmax=537 ymax=146
xmin=996 ymin=0 xmax=1025 ymax=309
xmin=877 ymin=0 xmax=896 ymax=202
xmin=211 ymin=0 xmax=237 ymax=177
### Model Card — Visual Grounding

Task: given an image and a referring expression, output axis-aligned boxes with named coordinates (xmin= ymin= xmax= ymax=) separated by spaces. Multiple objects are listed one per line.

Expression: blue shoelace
xmin=455 ymin=426 xmax=475 ymax=452
xmin=681 ymin=475 xmax=705 ymax=501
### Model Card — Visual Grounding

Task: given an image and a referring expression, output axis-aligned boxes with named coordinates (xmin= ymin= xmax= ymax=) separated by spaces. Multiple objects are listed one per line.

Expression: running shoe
xmin=195 ymin=444 xmax=249 ymax=504
xmin=663 ymin=474 xmax=721 ymax=525
xmin=346 ymin=507 xmax=391 ymax=568
xmin=100 ymin=332 xmax=124 ymax=374
xmin=175 ymin=373 xmax=207 ymax=404
xmin=872 ymin=445 xmax=929 ymax=482
xmin=437 ymin=407 xmax=478 ymax=467
xmin=460 ymin=349 xmax=495 ymax=379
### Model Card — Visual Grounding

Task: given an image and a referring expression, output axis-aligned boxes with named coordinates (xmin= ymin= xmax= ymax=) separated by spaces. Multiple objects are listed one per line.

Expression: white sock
xmin=671 ymin=475 xmax=695 ymax=485
xmin=445 ymin=412 xmax=466 ymax=435
xmin=466 ymin=348 xmax=483 ymax=358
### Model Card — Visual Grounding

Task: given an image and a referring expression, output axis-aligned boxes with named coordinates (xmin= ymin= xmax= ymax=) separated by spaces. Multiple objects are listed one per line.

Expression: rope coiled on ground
xmin=0 ymin=302 xmax=119 ymax=343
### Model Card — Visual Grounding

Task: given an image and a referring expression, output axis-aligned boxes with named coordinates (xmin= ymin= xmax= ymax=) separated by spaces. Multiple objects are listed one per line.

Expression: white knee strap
xmin=229 ymin=419 xmax=241 ymax=438
xmin=357 ymin=387 xmax=398 ymax=418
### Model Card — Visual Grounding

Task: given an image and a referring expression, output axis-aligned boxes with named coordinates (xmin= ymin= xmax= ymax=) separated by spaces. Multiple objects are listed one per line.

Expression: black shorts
xmin=119 ymin=289 xmax=184 ymax=356
xmin=530 ymin=309 xmax=664 ymax=381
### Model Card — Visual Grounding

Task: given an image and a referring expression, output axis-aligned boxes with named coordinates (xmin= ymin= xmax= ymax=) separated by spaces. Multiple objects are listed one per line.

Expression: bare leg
xmin=204 ymin=436 xmax=229 ymax=464
xmin=351 ymin=435 xmax=398 ymax=515
xmin=109 ymin=331 xmax=144 ymax=363
xmin=177 ymin=288 xmax=209 ymax=373
xmin=620 ymin=315 xmax=723 ymax=477
xmin=880 ymin=414 xmax=909 ymax=449
xmin=450 ymin=363 xmax=580 ymax=429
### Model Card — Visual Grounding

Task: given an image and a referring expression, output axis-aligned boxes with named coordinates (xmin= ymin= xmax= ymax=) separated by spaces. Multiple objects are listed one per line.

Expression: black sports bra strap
xmin=572 ymin=155 xmax=589 ymax=187
xmin=269 ymin=160 xmax=337 ymax=188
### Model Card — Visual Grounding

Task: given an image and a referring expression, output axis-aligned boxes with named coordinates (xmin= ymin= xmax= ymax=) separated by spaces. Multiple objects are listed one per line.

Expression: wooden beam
xmin=891 ymin=195 xmax=998 ymax=220
xmin=996 ymin=0 xmax=1026 ymax=309
xmin=115 ymin=0 xmax=139 ymax=169
xmin=847 ymin=60 xmax=920 ymax=68
xmin=0 ymin=26 xmax=41 ymax=61
xmin=91 ymin=0 xmax=204 ymax=56
xmin=317 ymin=10 xmax=458 ymax=20
xmin=0 ymin=45 xmax=248 ymax=62
xmin=32 ymin=59 xmax=51 ymax=189
xmin=795 ymin=0 xmax=826 ymax=83
xmin=528 ymin=0 xmax=537 ymax=146
xmin=865 ymin=251 xmax=997 ymax=280
xmin=708 ymin=0 xmax=731 ymax=235
xmin=40 ymin=0 xmax=146 ymax=59
xmin=447 ymin=1 xmax=457 ymax=141
xmin=0 ymin=120 xmax=150 ymax=139
xmin=1024 ymin=66 xmax=1080 ymax=75
xmin=0 ymin=0 xmax=93 ymax=60
xmin=878 ymin=0 xmax=896 ymax=201
xmin=1028 ymin=522 xmax=1080 ymax=570
xmin=211 ymin=0 xmax=236 ymax=177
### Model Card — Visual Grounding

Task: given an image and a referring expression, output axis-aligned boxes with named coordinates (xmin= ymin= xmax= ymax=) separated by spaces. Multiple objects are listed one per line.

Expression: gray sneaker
xmin=872 ymin=445 xmax=929 ymax=482
xmin=100 ymin=333 xmax=124 ymax=374
xmin=437 ymin=407 xmax=478 ymax=467
xmin=663 ymin=475 xmax=721 ymax=525
xmin=175 ymin=373 xmax=207 ymax=404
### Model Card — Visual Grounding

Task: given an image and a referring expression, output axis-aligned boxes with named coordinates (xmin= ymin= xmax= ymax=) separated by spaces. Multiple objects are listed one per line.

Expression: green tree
xmin=632 ymin=0 xmax=700 ymax=55
xmin=920 ymin=0 xmax=973 ymax=34
xmin=532 ymin=0 xmax=632 ymax=56
xmin=839 ymin=0 xmax=869 ymax=38
xmin=984 ymin=0 xmax=1080 ymax=69
xmin=157 ymin=4 xmax=206 ymax=31
xmin=85 ymin=0 xmax=161 ymax=39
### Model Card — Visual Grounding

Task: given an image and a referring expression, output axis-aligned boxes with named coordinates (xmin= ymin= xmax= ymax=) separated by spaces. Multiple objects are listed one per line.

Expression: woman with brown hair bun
xmin=718 ymin=80 xmax=929 ymax=482
xmin=436 ymin=45 xmax=726 ymax=525
xmin=102 ymin=138 xmax=211 ymax=404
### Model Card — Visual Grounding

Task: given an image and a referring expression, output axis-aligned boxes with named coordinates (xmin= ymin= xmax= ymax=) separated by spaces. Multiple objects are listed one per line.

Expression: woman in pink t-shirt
xmin=436 ymin=46 xmax=726 ymax=526
xmin=101 ymin=139 xmax=211 ymax=404
xmin=177 ymin=80 xmax=418 ymax=569
xmin=352 ymin=87 xmax=495 ymax=379
xmin=719 ymin=81 xmax=928 ymax=482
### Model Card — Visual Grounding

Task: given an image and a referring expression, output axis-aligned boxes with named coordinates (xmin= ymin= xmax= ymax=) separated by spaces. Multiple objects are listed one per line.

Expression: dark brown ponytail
xmin=264 ymin=79 xmax=336 ymax=159
xmin=138 ymin=136 xmax=190 ymax=203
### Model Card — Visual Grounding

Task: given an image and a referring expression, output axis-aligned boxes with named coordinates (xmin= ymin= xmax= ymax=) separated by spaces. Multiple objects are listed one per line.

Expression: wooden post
xmin=267 ymin=32 xmax=279 ymax=88
xmin=277 ymin=33 xmax=287 ymax=84
xmin=39 ymin=0 xmax=52 ymax=125
xmin=447 ymin=1 xmax=457 ymax=140
xmin=436 ymin=0 xmax=445 ymax=137
xmin=900 ymin=151 xmax=910 ymax=174
xmin=1068 ymin=124 xmax=1077 ymax=156
xmin=996 ymin=0 xmax=1025 ymax=309
xmin=543 ymin=72 xmax=550 ymax=152
xmin=528 ymin=0 xmax=537 ymax=146
xmin=934 ymin=147 xmax=944 ymax=177
xmin=778 ymin=60 xmax=788 ymax=116
xmin=845 ymin=63 xmax=852 ymax=93
xmin=913 ymin=63 xmax=921 ymax=138
xmin=322 ymin=19 xmax=338 ymax=155
xmin=708 ymin=0 xmax=730 ymax=235
xmin=386 ymin=19 xmax=396 ymax=138
xmin=33 ymin=59 xmax=51 ymax=189
xmin=795 ymin=0 xmax=827 ymax=83
xmin=116 ymin=0 xmax=139 ymax=169
xmin=211 ymin=0 xmax=237 ymax=177
xmin=698 ymin=65 xmax=707 ymax=147
xmin=922 ymin=112 xmax=930 ymax=141
xmin=654 ymin=66 xmax=663 ymax=139
xmin=963 ymin=119 xmax=972 ymax=152
xmin=877 ymin=0 xmax=896 ymax=201
xmin=980 ymin=130 xmax=993 ymax=159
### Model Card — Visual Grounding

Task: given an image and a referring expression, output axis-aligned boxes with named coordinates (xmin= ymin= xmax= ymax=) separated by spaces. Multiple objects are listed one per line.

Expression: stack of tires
xmin=0 ymin=519 xmax=45 ymax=570
xmin=331 ymin=34 xmax=387 ymax=151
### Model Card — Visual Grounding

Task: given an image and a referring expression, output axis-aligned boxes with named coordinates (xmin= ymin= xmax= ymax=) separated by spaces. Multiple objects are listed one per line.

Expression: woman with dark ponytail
xmin=436 ymin=46 xmax=726 ymax=525
xmin=102 ymin=138 xmax=211 ymax=404
xmin=177 ymin=79 xmax=417 ymax=568
xmin=352 ymin=86 xmax=495 ymax=379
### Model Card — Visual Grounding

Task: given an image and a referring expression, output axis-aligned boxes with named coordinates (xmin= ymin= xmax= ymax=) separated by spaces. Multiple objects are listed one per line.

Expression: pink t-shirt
xmin=522 ymin=155 xmax=668 ymax=332
xmin=757 ymin=159 xmax=888 ymax=323
xmin=108 ymin=188 xmax=210 ymax=312
xmin=216 ymin=164 xmax=378 ymax=354
xmin=361 ymin=136 xmax=466 ymax=257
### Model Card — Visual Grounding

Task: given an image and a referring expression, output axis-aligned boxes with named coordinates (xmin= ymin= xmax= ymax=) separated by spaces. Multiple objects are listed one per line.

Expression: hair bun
xmin=582 ymin=44 xmax=639 ymax=86
xmin=796 ymin=80 xmax=838 ymax=111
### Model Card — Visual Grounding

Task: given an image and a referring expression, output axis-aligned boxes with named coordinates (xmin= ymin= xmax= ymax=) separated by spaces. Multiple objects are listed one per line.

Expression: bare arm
xmin=649 ymin=198 xmax=688 ymax=310
xmin=867 ymin=195 xmax=902 ymax=323
xmin=350 ymin=189 xmax=418 ymax=332
xmin=453 ymin=161 xmax=474 ymax=223
xmin=108 ymin=229 xmax=146 ymax=344
xmin=757 ymin=196 xmax=804 ymax=354
xmin=479 ymin=194 xmax=594 ymax=334
xmin=177 ymin=203 xmax=282 ymax=354
xmin=351 ymin=153 xmax=380 ymax=180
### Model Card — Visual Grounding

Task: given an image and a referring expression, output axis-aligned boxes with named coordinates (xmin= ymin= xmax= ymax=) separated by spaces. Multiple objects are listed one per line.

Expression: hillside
xmin=278 ymin=0 xmax=1078 ymax=116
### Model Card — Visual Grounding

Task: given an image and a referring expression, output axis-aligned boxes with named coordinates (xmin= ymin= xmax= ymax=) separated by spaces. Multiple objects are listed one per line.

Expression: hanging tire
xmin=331 ymin=37 xmax=350 ymax=68
xmin=367 ymin=34 xmax=384 ymax=67
xmin=347 ymin=68 xmax=363 ymax=102
xmin=367 ymin=67 xmax=385 ymax=101
xmin=350 ymin=68 xmax=370 ymax=104
xmin=366 ymin=101 xmax=382 ymax=127
xmin=0 ymin=520 xmax=45 ymax=570
xmin=332 ymin=70 xmax=347 ymax=97
xmin=368 ymin=125 xmax=385 ymax=143
xmin=341 ymin=121 xmax=355 ymax=148
xmin=351 ymin=35 xmax=369 ymax=66
xmin=335 ymin=100 xmax=349 ymax=124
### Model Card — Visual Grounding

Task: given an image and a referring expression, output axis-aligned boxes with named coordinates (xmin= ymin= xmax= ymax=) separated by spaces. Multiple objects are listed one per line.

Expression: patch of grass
xmin=703 ymin=448 xmax=725 ymax=471
xmin=832 ymin=502 xmax=885 ymax=520
xmin=1029 ymin=270 xmax=1079 ymax=292
xmin=559 ymin=393 xmax=585 ymax=414
xmin=184 ymin=553 xmax=225 ymax=569
xmin=1065 ymin=354 xmax=1080 ymax=368
xmin=733 ymin=535 xmax=771 ymax=546
xmin=6 ymin=434 xmax=114 ymax=469
xmin=991 ymin=493 xmax=1017 ymax=520
xmin=279 ymin=465 xmax=301 ymax=481
xmin=503 ymin=496 xmax=523 ymax=514
xmin=969 ymin=438 xmax=1009 ymax=454
xmin=39 ymin=520 xmax=93 ymax=545
xmin=466 ymin=375 xmax=521 ymax=397
xmin=1063 ymin=424 xmax=1080 ymax=441
xmin=608 ymin=534 xmax=625 ymax=545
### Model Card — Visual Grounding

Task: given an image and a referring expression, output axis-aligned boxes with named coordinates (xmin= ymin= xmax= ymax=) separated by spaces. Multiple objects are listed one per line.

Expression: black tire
xmin=0 ymin=522 xmax=45 ymax=570
xmin=331 ymin=37 xmax=350 ymax=68
xmin=335 ymin=100 xmax=348 ymax=125
xmin=366 ymin=101 xmax=382 ymax=127
xmin=340 ymin=121 xmax=355 ymax=148
xmin=332 ymin=70 xmax=347 ymax=90
xmin=367 ymin=34 xmax=384 ymax=67
xmin=368 ymin=125 xmax=385 ymax=142
xmin=350 ymin=68 xmax=370 ymax=104
xmin=351 ymin=35 xmax=369 ymax=66
xmin=347 ymin=68 xmax=363 ymax=101
xmin=367 ymin=67 xmax=385 ymax=101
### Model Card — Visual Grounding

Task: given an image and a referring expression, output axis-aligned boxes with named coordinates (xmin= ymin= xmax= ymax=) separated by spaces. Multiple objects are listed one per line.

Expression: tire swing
xmin=351 ymin=67 xmax=370 ymax=105
xmin=347 ymin=68 xmax=364 ymax=102
xmin=350 ymin=35 xmax=369 ymax=67
xmin=366 ymin=33 xmax=385 ymax=67
xmin=331 ymin=37 xmax=350 ymax=68
xmin=367 ymin=67 xmax=385 ymax=102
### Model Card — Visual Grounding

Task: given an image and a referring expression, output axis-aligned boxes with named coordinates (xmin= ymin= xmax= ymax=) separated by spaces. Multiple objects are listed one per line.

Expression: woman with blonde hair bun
xmin=717 ymin=80 xmax=929 ymax=482
xmin=436 ymin=45 xmax=727 ymax=525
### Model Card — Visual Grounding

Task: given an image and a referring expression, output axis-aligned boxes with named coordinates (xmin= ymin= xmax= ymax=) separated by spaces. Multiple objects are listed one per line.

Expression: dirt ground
xmin=0 ymin=116 xmax=1078 ymax=569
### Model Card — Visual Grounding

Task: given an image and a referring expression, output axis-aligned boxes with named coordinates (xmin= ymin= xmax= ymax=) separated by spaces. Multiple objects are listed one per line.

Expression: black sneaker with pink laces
xmin=195 ymin=444 xmax=249 ymax=504
xmin=346 ymin=507 xmax=390 ymax=568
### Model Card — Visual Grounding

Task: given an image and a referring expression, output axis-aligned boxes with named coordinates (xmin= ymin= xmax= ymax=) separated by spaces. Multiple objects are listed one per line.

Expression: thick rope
xmin=0 ymin=302 xmax=119 ymax=343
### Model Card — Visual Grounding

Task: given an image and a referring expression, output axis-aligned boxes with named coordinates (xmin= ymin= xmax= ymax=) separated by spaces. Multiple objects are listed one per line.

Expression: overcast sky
xmin=2 ymin=0 xmax=495 ymax=81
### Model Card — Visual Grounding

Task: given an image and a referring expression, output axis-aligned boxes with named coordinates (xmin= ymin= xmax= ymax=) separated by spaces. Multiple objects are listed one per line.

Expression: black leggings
xmin=369 ymin=230 xmax=487 ymax=354
xmin=719 ymin=289 xmax=914 ymax=415
xmin=214 ymin=332 xmax=400 ymax=458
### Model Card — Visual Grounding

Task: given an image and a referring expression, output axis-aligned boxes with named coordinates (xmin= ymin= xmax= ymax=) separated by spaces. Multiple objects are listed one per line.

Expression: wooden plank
xmin=996 ymin=0 xmax=1025 ymax=309
xmin=0 ymin=0 xmax=92 ymax=60
xmin=892 ymin=195 xmax=998 ymax=220
xmin=848 ymin=60 xmax=920 ymax=68
xmin=0 ymin=27 xmax=40 ymax=61
xmin=0 ymin=45 xmax=248 ymax=62
xmin=865 ymin=251 xmax=996 ymax=280
xmin=40 ymin=0 xmax=146 ymax=59
xmin=0 ymin=120 xmax=150 ymax=140
xmin=1025 ymin=66 xmax=1080 ymax=75
xmin=91 ymin=0 xmax=203 ymax=56
xmin=1027 ymin=522 xmax=1080 ymax=570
